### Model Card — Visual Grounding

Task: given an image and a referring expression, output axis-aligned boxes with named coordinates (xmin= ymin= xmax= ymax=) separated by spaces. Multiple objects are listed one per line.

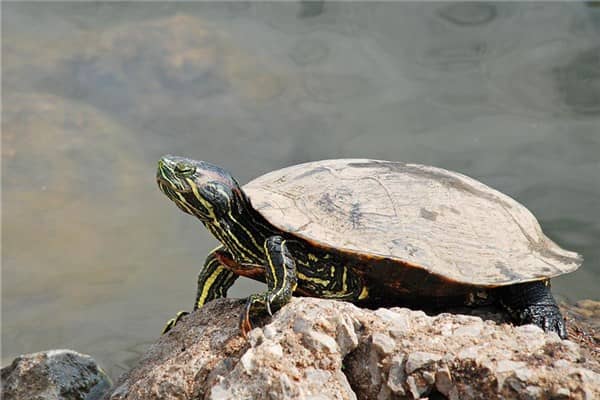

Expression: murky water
xmin=3 ymin=2 xmax=599 ymax=379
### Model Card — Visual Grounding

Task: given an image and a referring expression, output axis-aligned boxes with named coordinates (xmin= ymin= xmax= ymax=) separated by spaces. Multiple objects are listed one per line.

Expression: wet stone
xmin=1 ymin=349 xmax=111 ymax=400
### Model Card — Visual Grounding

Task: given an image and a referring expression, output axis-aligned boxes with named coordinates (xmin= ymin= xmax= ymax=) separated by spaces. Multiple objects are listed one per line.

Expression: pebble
xmin=386 ymin=355 xmax=406 ymax=395
xmin=374 ymin=308 xmax=410 ymax=334
xmin=263 ymin=325 xmax=277 ymax=339
xmin=263 ymin=342 xmax=284 ymax=359
xmin=293 ymin=316 xmax=313 ymax=335
xmin=240 ymin=349 xmax=256 ymax=374
xmin=303 ymin=330 xmax=339 ymax=354
xmin=525 ymin=385 xmax=542 ymax=398
xmin=405 ymin=352 xmax=442 ymax=374
xmin=371 ymin=333 xmax=396 ymax=355
xmin=335 ymin=315 xmax=359 ymax=354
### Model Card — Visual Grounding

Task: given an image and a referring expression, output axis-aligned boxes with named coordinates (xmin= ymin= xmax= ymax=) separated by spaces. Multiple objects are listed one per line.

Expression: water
xmin=2 ymin=2 xmax=599 ymax=379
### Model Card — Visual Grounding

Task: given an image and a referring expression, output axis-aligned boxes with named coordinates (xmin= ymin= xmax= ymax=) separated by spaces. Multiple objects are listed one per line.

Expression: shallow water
xmin=2 ymin=2 xmax=599 ymax=379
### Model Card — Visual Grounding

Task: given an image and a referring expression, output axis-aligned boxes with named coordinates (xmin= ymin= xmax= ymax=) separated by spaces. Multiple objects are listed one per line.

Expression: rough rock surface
xmin=559 ymin=299 xmax=600 ymax=370
xmin=1 ymin=349 xmax=112 ymax=400
xmin=104 ymin=298 xmax=599 ymax=400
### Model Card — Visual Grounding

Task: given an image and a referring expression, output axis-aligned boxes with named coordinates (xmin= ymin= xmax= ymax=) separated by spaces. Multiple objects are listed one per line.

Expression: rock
xmin=434 ymin=367 xmax=453 ymax=397
xmin=104 ymin=298 xmax=600 ymax=400
xmin=405 ymin=352 xmax=443 ymax=374
xmin=561 ymin=299 xmax=600 ymax=364
xmin=1 ymin=349 xmax=111 ymax=400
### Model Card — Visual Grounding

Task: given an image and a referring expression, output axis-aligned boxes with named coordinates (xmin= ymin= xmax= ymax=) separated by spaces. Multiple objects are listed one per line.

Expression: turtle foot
xmin=162 ymin=311 xmax=190 ymax=334
xmin=498 ymin=281 xmax=567 ymax=339
xmin=519 ymin=304 xmax=567 ymax=339
xmin=239 ymin=293 xmax=273 ymax=337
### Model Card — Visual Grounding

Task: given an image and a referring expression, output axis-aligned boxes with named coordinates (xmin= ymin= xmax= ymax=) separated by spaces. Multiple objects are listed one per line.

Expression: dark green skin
xmin=157 ymin=156 xmax=567 ymax=338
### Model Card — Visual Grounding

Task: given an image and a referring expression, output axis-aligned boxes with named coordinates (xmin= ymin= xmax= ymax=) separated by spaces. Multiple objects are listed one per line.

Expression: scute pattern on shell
xmin=243 ymin=159 xmax=582 ymax=286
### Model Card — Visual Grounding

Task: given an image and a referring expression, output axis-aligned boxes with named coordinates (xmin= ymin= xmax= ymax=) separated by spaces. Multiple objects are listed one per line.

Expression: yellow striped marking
xmin=265 ymin=239 xmax=278 ymax=289
xmin=358 ymin=285 xmax=369 ymax=300
xmin=197 ymin=265 xmax=224 ymax=307
xmin=297 ymin=272 xmax=330 ymax=286
xmin=228 ymin=211 xmax=262 ymax=256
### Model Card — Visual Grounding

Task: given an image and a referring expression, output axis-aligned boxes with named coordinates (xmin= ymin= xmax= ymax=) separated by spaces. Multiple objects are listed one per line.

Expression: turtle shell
xmin=243 ymin=159 xmax=582 ymax=286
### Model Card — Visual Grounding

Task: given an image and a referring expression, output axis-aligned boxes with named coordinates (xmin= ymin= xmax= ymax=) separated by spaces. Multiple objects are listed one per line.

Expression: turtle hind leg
xmin=497 ymin=280 xmax=567 ymax=339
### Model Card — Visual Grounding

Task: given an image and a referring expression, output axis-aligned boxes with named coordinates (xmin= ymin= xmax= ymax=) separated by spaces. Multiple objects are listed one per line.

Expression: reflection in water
xmin=3 ymin=2 xmax=599 ymax=379
xmin=298 ymin=0 xmax=325 ymax=19
xmin=289 ymin=38 xmax=329 ymax=66
xmin=437 ymin=2 xmax=498 ymax=26
xmin=488 ymin=38 xmax=600 ymax=117
xmin=554 ymin=47 xmax=600 ymax=115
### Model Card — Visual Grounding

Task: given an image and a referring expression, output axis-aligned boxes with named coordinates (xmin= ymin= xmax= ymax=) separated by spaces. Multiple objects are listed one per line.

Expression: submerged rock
xmin=1 ymin=349 xmax=111 ymax=400
xmin=104 ymin=298 xmax=599 ymax=400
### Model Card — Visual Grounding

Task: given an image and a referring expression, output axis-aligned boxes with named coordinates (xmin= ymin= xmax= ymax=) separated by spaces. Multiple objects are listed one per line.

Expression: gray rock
xmin=102 ymin=298 xmax=600 ymax=399
xmin=1 ymin=349 xmax=111 ymax=400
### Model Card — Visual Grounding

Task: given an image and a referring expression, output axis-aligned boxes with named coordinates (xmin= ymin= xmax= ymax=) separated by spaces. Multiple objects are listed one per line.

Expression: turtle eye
xmin=175 ymin=162 xmax=196 ymax=175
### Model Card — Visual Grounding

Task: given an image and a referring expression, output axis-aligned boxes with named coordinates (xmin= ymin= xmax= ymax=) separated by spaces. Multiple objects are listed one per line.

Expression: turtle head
xmin=157 ymin=155 xmax=247 ymax=222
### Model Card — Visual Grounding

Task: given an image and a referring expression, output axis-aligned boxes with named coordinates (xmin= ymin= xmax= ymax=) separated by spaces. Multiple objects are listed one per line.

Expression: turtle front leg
xmin=240 ymin=236 xmax=298 ymax=336
xmin=498 ymin=280 xmax=567 ymax=339
xmin=163 ymin=246 xmax=238 ymax=334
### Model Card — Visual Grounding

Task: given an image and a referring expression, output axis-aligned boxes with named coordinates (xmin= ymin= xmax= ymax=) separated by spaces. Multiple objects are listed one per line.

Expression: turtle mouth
xmin=156 ymin=176 xmax=191 ymax=194
xmin=157 ymin=178 xmax=212 ymax=222
xmin=156 ymin=178 xmax=190 ymax=199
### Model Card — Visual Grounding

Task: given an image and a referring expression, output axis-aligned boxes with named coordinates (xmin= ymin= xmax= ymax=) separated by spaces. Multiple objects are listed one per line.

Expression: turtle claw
xmin=521 ymin=305 xmax=567 ymax=339
xmin=240 ymin=314 xmax=253 ymax=338
xmin=239 ymin=293 xmax=274 ymax=337
xmin=543 ymin=313 xmax=567 ymax=339
xmin=266 ymin=297 xmax=273 ymax=316
xmin=240 ymin=299 xmax=254 ymax=337
xmin=162 ymin=311 xmax=189 ymax=334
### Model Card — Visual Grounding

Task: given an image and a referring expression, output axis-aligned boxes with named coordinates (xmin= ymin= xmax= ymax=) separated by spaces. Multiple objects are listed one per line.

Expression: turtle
xmin=156 ymin=157 xmax=582 ymax=338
